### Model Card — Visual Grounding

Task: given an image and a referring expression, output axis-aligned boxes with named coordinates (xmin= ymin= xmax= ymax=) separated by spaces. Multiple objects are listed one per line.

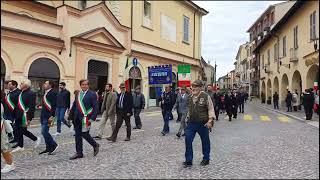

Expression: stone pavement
xmin=1 ymin=104 xmax=319 ymax=179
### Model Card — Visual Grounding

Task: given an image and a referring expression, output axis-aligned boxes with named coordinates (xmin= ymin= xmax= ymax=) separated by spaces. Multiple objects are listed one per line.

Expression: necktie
xmin=119 ymin=93 xmax=124 ymax=108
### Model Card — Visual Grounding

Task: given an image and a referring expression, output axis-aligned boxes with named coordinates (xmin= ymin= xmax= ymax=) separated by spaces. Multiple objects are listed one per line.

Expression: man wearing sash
xmin=3 ymin=80 xmax=20 ymax=143
xmin=69 ymin=79 xmax=99 ymax=160
xmin=39 ymin=81 xmax=59 ymax=155
xmin=12 ymin=79 xmax=41 ymax=153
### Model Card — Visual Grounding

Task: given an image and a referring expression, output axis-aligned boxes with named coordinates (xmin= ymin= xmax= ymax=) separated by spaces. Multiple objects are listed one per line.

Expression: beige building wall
xmin=1 ymin=0 xmax=207 ymax=108
xmin=259 ymin=1 xmax=319 ymax=106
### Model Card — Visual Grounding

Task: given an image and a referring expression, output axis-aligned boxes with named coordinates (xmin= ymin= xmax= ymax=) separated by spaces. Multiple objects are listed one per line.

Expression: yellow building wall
xmin=260 ymin=1 xmax=319 ymax=105
xmin=132 ymin=1 xmax=200 ymax=59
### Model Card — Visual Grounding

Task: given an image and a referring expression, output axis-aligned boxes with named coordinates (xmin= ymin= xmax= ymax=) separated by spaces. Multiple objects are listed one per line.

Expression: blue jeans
xmin=162 ymin=110 xmax=171 ymax=133
xmin=185 ymin=122 xmax=211 ymax=162
xmin=41 ymin=117 xmax=57 ymax=151
xmin=56 ymin=107 xmax=67 ymax=133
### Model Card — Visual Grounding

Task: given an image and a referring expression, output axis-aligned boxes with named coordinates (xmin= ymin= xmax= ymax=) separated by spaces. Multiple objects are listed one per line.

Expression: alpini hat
xmin=191 ymin=80 xmax=203 ymax=87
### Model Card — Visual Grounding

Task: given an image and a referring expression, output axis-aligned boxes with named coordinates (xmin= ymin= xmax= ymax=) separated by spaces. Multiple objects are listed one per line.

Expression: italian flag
xmin=178 ymin=65 xmax=191 ymax=87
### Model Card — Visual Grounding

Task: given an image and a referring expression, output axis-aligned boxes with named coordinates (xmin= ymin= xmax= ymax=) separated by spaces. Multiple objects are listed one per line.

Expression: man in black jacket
xmin=53 ymin=82 xmax=71 ymax=136
xmin=273 ymin=92 xmax=279 ymax=109
xmin=107 ymin=83 xmax=133 ymax=142
xmin=286 ymin=90 xmax=293 ymax=112
xmin=39 ymin=81 xmax=59 ymax=155
xmin=303 ymin=89 xmax=315 ymax=120
xmin=225 ymin=90 xmax=238 ymax=121
xmin=158 ymin=85 xmax=175 ymax=136
xmin=12 ymin=79 xmax=41 ymax=153
xmin=3 ymin=80 xmax=21 ymax=143
xmin=237 ymin=91 xmax=245 ymax=113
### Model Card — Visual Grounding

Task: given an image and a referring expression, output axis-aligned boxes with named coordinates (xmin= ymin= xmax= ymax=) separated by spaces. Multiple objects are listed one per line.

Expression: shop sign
xmin=148 ymin=65 xmax=172 ymax=85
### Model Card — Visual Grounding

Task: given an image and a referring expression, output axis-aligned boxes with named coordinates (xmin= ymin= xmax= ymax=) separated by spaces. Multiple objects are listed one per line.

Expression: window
xmin=282 ymin=36 xmax=286 ymax=57
xmin=294 ymin=25 xmax=298 ymax=49
xmin=273 ymin=43 xmax=278 ymax=62
xmin=267 ymin=49 xmax=270 ymax=64
xmin=310 ymin=11 xmax=317 ymax=40
xmin=144 ymin=0 xmax=151 ymax=19
xmin=79 ymin=0 xmax=86 ymax=10
xmin=183 ymin=16 xmax=189 ymax=43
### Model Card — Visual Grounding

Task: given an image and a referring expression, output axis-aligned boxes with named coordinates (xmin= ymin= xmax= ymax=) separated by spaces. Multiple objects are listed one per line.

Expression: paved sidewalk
xmin=251 ymin=99 xmax=319 ymax=128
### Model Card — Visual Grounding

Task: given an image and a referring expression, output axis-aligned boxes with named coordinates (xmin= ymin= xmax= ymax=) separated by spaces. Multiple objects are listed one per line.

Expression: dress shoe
xmin=69 ymin=154 xmax=83 ymax=160
xmin=93 ymin=144 xmax=99 ymax=156
xmin=176 ymin=133 xmax=181 ymax=138
xmin=39 ymin=149 xmax=49 ymax=155
xmin=161 ymin=132 xmax=166 ymax=136
xmin=133 ymin=127 xmax=139 ymax=129
xmin=106 ymin=137 xmax=116 ymax=142
xmin=183 ymin=161 xmax=192 ymax=168
xmin=93 ymin=136 xmax=102 ymax=140
xmin=181 ymin=133 xmax=185 ymax=137
xmin=124 ymin=137 xmax=130 ymax=141
xmin=200 ymin=159 xmax=210 ymax=166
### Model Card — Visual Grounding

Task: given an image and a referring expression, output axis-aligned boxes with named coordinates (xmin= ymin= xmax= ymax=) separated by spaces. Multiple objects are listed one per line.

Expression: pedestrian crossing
xmin=143 ymin=111 xmax=292 ymax=123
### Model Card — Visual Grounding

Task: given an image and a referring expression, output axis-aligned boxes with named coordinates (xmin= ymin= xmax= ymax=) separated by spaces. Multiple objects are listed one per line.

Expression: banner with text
xmin=148 ymin=65 xmax=172 ymax=85
xmin=178 ymin=65 xmax=191 ymax=87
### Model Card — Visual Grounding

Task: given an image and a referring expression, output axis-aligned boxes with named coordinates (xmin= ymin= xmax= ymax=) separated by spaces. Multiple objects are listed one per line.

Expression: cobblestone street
xmin=1 ymin=103 xmax=319 ymax=179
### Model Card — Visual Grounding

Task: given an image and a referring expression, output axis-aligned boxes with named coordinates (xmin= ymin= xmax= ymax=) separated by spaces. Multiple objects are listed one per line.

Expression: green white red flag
xmin=178 ymin=65 xmax=191 ymax=87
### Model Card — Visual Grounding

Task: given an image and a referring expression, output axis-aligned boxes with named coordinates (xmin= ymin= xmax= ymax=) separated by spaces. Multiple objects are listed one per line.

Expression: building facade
xmin=254 ymin=1 xmax=319 ymax=106
xmin=235 ymin=42 xmax=251 ymax=94
xmin=246 ymin=1 xmax=295 ymax=97
xmin=1 ymin=0 xmax=208 ymax=108
xmin=200 ymin=57 xmax=215 ymax=86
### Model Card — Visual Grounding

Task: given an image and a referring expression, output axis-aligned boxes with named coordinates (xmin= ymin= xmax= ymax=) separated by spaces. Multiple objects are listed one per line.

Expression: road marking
xmin=260 ymin=116 xmax=271 ymax=122
xmin=154 ymin=126 xmax=162 ymax=130
xmin=243 ymin=115 xmax=253 ymax=121
xmin=132 ymin=129 xmax=145 ymax=133
xmin=278 ymin=116 xmax=291 ymax=123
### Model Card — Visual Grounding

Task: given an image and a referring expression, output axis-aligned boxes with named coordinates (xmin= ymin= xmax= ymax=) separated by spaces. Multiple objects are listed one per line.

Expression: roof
xmin=246 ymin=1 xmax=291 ymax=33
xmin=185 ymin=1 xmax=209 ymax=15
xmin=253 ymin=1 xmax=305 ymax=53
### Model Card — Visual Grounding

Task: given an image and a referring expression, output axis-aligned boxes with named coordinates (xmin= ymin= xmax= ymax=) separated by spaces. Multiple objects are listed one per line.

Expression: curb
xmin=257 ymin=104 xmax=319 ymax=129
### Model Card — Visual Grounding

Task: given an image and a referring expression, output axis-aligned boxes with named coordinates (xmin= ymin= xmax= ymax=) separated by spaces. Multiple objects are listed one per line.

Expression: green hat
xmin=191 ymin=80 xmax=203 ymax=87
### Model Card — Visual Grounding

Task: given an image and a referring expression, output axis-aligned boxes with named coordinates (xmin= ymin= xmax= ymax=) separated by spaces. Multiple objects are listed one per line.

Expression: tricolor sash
xmin=76 ymin=93 xmax=93 ymax=132
xmin=17 ymin=93 xmax=29 ymax=127
xmin=43 ymin=94 xmax=52 ymax=112
xmin=4 ymin=94 xmax=15 ymax=111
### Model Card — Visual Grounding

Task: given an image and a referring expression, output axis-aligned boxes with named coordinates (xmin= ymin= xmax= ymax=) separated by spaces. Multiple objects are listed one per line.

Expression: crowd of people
xmin=272 ymin=88 xmax=319 ymax=120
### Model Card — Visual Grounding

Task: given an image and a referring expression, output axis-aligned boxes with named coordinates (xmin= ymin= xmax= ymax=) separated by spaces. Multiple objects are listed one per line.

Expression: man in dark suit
xmin=12 ymin=79 xmax=41 ymax=153
xmin=69 ymin=79 xmax=100 ymax=160
xmin=39 ymin=81 xmax=59 ymax=155
xmin=237 ymin=91 xmax=245 ymax=113
xmin=107 ymin=82 xmax=133 ymax=142
xmin=3 ymin=80 xmax=21 ymax=143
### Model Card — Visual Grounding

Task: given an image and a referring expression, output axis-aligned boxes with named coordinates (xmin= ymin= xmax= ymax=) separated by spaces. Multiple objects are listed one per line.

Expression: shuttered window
xmin=183 ymin=15 xmax=189 ymax=43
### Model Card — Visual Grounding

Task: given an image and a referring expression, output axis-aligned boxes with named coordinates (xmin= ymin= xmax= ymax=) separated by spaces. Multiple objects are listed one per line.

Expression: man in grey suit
xmin=94 ymin=83 xmax=117 ymax=140
xmin=174 ymin=86 xmax=189 ymax=138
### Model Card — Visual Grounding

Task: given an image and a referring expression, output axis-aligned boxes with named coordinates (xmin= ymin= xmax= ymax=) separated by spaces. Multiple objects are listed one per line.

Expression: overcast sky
xmin=193 ymin=1 xmax=282 ymax=79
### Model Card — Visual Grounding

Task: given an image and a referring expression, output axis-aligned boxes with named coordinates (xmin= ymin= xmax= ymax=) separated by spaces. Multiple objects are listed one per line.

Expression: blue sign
xmin=148 ymin=65 xmax=172 ymax=85
xmin=133 ymin=58 xmax=138 ymax=66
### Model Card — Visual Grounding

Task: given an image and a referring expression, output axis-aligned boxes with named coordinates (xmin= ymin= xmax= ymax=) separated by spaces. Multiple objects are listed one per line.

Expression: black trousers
xmin=111 ymin=111 xmax=131 ymax=139
xmin=15 ymin=118 xmax=38 ymax=148
xmin=239 ymin=103 xmax=244 ymax=113
xmin=214 ymin=106 xmax=220 ymax=120
xmin=73 ymin=119 xmax=98 ymax=155
xmin=305 ymin=107 xmax=313 ymax=120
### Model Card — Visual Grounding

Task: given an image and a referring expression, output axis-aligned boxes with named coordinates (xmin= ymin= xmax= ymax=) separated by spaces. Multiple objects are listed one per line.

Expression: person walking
xmin=225 ymin=91 xmax=237 ymax=121
xmin=53 ymin=82 xmax=71 ymax=136
xmin=183 ymin=80 xmax=215 ymax=168
xmin=39 ymin=81 xmax=59 ymax=155
xmin=132 ymin=86 xmax=145 ymax=129
xmin=69 ymin=79 xmax=100 ymax=160
xmin=1 ymin=99 xmax=15 ymax=173
xmin=292 ymin=90 xmax=299 ymax=112
xmin=285 ymin=90 xmax=293 ymax=112
xmin=12 ymin=79 xmax=41 ymax=153
xmin=158 ymin=85 xmax=175 ymax=136
xmin=237 ymin=91 xmax=245 ymax=113
xmin=174 ymin=86 xmax=188 ymax=138
xmin=303 ymin=89 xmax=315 ymax=120
xmin=94 ymin=83 xmax=117 ymax=140
xmin=107 ymin=83 xmax=133 ymax=142
xmin=213 ymin=89 xmax=222 ymax=121
xmin=315 ymin=90 xmax=319 ymax=115
xmin=3 ymin=80 xmax=20 ymax=144
xmin=273 ymin=92 xmax=279 ymax=109
xmin=175 ymin=88 xmax=181 ymax=122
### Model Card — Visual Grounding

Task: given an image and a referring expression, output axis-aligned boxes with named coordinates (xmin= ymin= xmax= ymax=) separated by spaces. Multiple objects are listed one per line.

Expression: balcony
xmin=290 ymin=48 xmax=298 ymax=62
